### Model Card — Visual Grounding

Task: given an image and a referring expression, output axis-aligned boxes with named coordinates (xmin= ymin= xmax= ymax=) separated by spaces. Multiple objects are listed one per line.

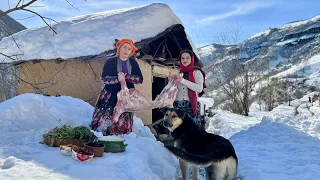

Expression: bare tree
xmin=208 ymin=24 xmax=265 ymax=116
xmin=0 ymin=0 xmax=84 ymax=61
xmin=213 ymin=23 xmax=243 ymax=45
xmin=1 ymin=0 xmax=83 ymax=33
xmin=260 ymin=77 xmax=282 ymax=111
xmin=0 ymin=63 xmax=17 ymax=102
xmin=214 ymin=57 xmax=264 ymax=116
xmin=0 ymin=0 xmax=82 ymax=102
xmin=2 ymin=1 xmax=55 ymax=34
xmin=283 ymin=79 xmax=292 ymax=106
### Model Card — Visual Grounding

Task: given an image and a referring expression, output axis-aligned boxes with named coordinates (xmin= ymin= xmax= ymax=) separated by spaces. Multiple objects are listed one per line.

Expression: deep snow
xmin=1 ymin=93 xmax=320 ymax=180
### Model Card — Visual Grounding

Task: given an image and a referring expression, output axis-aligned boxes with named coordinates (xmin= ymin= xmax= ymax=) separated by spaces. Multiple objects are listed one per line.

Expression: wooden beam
xmin=165 ymin=42 xmax=173 ymax=58
xmin=153 ymin=39 xmax=165 ymax=58
xmin=162 ymin=42 xmax=166 ymax=58
xmin=170 ymin=33 xmax=182 ymax=52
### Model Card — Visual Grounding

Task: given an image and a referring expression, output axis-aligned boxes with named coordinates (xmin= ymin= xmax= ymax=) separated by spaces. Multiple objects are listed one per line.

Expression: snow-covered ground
xmin=204 ymin=92 xmax=320 ymax=180
xmin=198 ymin=97 xmax=214 ymax=115
xmin=0 ymin=94 xmax=178 ymax=180
xmin=231 ymin=119 xmax=320 ymax=180
xmin=1 ymin=93 xmax=320 ymax=180
xmin=206 ymin=110 xmax=261 ymax=139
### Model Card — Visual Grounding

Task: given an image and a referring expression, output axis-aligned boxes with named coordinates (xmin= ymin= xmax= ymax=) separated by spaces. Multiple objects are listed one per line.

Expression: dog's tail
xmin=165 ymin=145 xmax=220 ymax=166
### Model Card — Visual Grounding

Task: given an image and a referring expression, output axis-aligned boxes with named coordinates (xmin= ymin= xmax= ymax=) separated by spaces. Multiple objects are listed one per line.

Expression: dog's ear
xmin=176 ymin=108 xmax=186 ymax=119
xmin=158 ymin=107 xmax=169 ymax=114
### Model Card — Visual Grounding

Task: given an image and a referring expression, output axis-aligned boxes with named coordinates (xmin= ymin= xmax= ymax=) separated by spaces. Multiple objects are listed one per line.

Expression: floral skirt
xmin=90 ymin=89 xmax=134 ymax=136
xmin=173 ymin=100 xmax=203 ymax=128
xmin=92 ymin=107 xmax=133 ymax=136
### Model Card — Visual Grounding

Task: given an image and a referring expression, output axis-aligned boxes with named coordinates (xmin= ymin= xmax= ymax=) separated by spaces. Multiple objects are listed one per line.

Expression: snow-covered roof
xmin=0 ymin=3 xmax=199 ymax=63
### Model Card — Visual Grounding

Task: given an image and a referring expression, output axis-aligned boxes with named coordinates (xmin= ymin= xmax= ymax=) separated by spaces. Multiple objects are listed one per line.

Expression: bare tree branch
xmin=0 ymin=21 xmax=24 ymax=61
xmin=0 ymin=63 xmax=15 ymax=70
xmin=0 ymin=0 xmax=38 ymax=18
xmin=15 ymin=15 xmax=36 ymax=20
xmin=29 ymin=5 xmax=47 ymax=8
xmin=9 ymin=32 xmax=23 ymax=51
xmin=16 ymin=0 xmax=23 ymax=8
xmin=10 ymin=72 xmax=45 ymax=94
xmin=22 ymin=8 xmax=58 ymax=34
xmin=0 ymin=19 xmax=23 ymax=51
xmin=66 ymin=0 xmax=79 ymax=10
xmin=0 ymin=0 xmax=85 ymax=103
xmin=0 ymin=52 xmax=22 ymax=61
xmin=213 ymin=24 xmax=243 ymax=45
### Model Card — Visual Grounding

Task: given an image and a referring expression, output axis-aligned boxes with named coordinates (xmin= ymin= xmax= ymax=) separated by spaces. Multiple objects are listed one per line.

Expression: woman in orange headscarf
xmin=90 ymin=38 xmax=143 ymax=135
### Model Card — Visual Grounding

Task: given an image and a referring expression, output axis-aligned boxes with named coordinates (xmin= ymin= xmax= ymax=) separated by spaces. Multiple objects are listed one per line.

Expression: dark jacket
xmin=97 ymin=56 xmax=143 ymax=108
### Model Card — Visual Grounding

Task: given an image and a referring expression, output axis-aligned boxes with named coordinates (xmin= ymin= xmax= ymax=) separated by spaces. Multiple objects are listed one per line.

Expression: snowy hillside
xmin=201 ymin=14 xmax=320 ymax=86
xmin=199 ymin=14 xmax=320 ymax=111
xmin=197 ymin=43 xmax=231 ymax=64
xmin=1 ymin=93 xmax=319 ymax=180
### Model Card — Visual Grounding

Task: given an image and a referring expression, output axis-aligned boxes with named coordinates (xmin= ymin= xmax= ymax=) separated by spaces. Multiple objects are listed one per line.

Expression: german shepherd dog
xmin=162 ymin=108 xmax=238 ymax=180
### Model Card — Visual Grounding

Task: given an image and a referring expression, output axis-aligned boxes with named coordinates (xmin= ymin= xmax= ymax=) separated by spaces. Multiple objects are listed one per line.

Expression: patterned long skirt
xmin=90 ymin=89 xmax=134 ymax=136
xmin=173 ymin=100 xmax=203 ymax=128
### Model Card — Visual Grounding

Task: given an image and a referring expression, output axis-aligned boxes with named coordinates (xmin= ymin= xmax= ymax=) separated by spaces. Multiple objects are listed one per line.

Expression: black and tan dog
xmin=162 ymin=108 xmax=238 ymax=180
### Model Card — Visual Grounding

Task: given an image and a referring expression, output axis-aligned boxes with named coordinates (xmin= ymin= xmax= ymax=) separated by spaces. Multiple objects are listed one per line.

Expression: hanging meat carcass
xmin=112 ymin=78 xmax=178 ymax=123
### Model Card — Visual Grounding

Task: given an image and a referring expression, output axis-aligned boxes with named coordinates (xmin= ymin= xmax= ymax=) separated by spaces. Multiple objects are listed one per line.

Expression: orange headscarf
xmin=115 ymin=38 xmax=138 ymax=56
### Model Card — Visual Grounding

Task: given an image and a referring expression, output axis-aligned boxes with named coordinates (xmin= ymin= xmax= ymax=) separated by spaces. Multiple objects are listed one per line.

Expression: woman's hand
xmin=118 ymin=72 xmax=126 ymax=83
xmin=176 ymin=74 xmax=183 ymax=83
xmin=170 ymin=73 xmax=183 ymax=85
xmin=170 ymin=75 xmax=176 ymax=81
xmin=170 ymin=73 xmax=179 ymax=80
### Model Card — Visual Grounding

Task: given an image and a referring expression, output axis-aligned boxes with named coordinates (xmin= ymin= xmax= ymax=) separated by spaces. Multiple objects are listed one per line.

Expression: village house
xmin=0 ymin=3 xmax=202 ymax=125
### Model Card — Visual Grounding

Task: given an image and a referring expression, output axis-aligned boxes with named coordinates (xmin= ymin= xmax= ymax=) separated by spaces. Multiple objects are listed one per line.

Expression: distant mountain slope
xmin=0 ymin=9 xmax=27 ymax=40
xmin=197 ymin=43 xmax=231 ymax=64
xmin=202 ymin=15 xmax=320 ymax=85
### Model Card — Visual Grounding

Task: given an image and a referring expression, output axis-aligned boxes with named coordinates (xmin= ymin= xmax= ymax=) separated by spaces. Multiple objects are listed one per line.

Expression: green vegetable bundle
xmin=74 ymin=126 xmax=94 ymax=139
xmin=43 ymin=125 xmax=94 ymax=140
